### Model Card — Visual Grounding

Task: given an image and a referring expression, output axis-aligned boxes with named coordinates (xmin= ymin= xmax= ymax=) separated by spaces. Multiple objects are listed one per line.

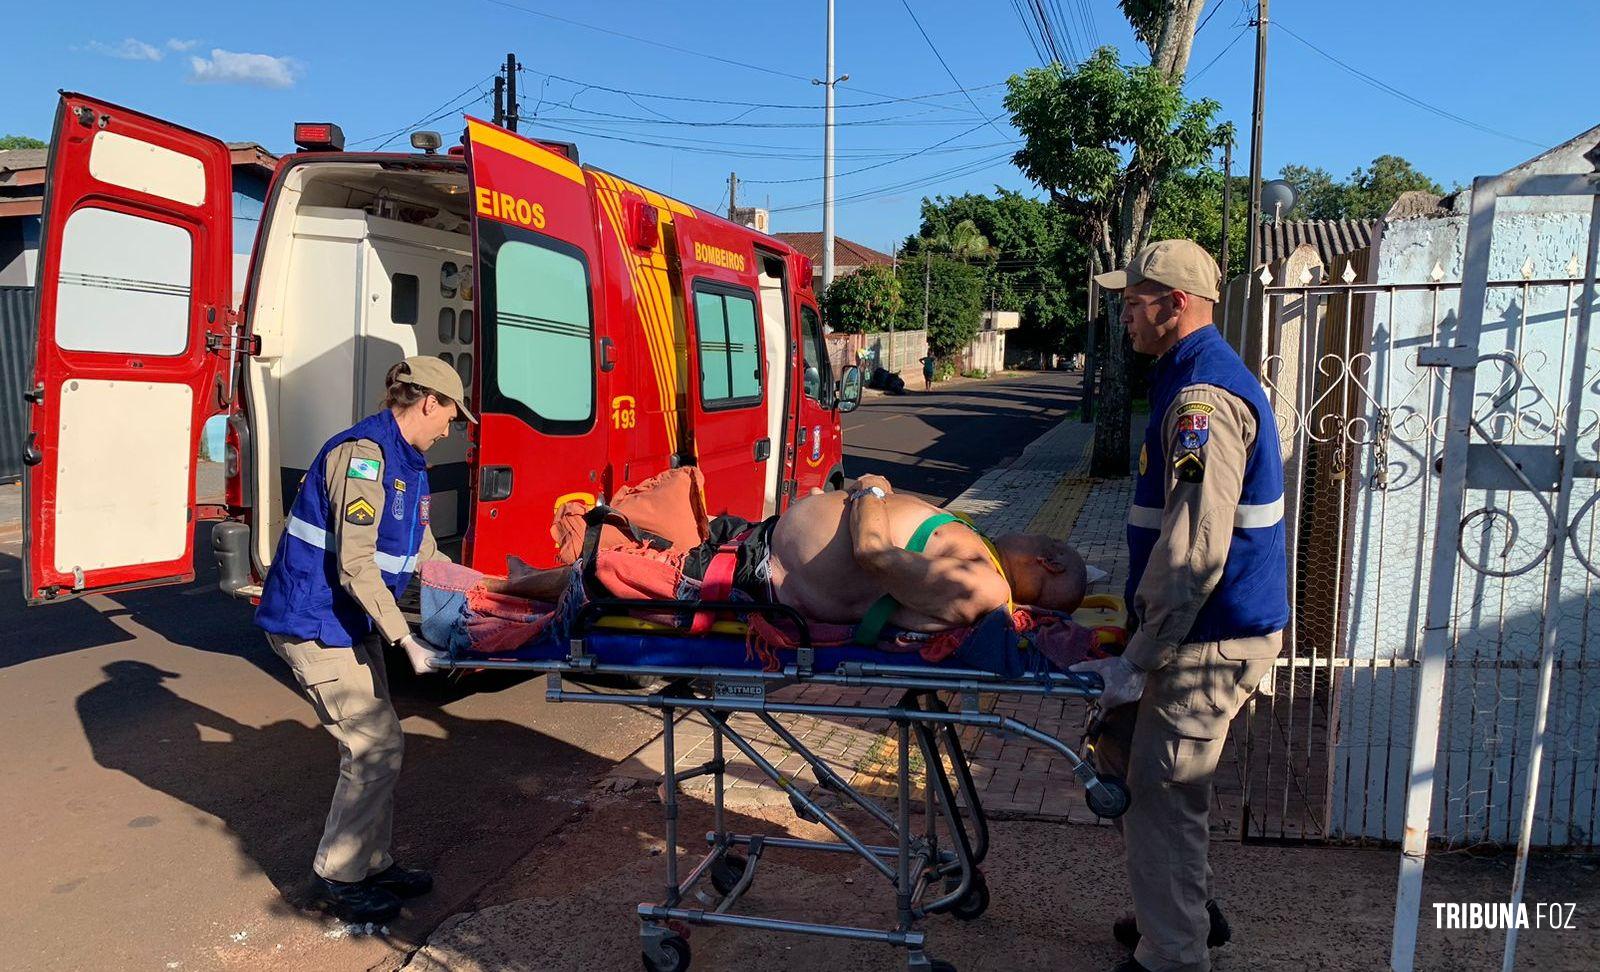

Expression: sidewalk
xmin=607 ymin=409 xmax=1142 ymax=826
xmin=0 ymin=482 xmax=19 ymax=542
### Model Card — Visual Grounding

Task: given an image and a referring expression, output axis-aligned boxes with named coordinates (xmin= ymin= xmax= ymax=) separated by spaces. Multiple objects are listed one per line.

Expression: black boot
xmin=312 ymin=875 xmax=402 ymax=923
xmin=1112 ymin=899 xmax=1232 ymax=950
xmin=368 ymin=863 xmax=434 ymax=898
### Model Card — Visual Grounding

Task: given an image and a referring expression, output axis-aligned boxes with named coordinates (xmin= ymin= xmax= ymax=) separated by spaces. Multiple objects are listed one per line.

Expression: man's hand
xmin=1070 ymin=654 xmax=1147 ymax=710
xmin=398 ymin=633 xmax=446 ymax=676
xmin=852 ymin=474 xmax=893 ymax=496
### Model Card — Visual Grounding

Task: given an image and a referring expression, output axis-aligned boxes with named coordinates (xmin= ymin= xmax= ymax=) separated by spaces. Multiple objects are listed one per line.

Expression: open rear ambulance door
xmin=22 ymin=94 xmax=234 ymax=604
xmin=463 ymin=117 xmax=612 ymax=570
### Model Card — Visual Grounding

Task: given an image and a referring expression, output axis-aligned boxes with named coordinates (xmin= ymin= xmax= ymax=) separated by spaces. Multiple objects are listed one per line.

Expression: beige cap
xmin=1093 ymin=239 xmax=1221 ymax=303
xmin=393 ymin=355 xmax=477 ymax=423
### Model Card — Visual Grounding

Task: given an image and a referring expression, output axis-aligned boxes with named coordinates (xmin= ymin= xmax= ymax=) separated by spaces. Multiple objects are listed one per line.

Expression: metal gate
xmin=1227 ymin=159 xmax=1600 ymax=875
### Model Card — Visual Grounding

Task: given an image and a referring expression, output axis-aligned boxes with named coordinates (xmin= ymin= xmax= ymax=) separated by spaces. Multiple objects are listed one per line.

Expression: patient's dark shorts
xmin=680 ymin=514 xmax=779 ymax=602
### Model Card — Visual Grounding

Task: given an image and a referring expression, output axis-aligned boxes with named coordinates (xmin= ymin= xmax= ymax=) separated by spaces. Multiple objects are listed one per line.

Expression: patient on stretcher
xmin=486 ymin=473 xmax=1087 ymax=636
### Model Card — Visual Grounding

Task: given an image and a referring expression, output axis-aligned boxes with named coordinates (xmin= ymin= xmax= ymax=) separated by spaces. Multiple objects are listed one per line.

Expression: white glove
xmin=398 ymin=633 xmax=446 ymax=676
xmin=1069 ymin=654 xmax=1147 ymax=710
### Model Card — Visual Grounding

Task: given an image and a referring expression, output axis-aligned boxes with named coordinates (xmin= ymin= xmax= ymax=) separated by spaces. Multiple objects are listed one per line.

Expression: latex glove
xmin=1069 ymin=654 xmax=1147 ymax=710
xmin=398 ymin=633 xmax=447 ymax=676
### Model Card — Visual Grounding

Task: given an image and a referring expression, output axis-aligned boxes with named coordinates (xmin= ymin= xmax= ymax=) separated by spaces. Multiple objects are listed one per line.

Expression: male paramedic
xmin=255 ymin=356 xmax=472 ymax=924
xmin=1071 ymin=240 xmax=1288 ymax=972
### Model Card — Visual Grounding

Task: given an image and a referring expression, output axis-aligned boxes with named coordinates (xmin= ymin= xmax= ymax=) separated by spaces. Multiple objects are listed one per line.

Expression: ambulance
xmin=20 ymin=93 xmax=862 ymax=605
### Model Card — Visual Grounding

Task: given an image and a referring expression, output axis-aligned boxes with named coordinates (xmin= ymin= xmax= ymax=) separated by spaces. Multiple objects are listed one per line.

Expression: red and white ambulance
xmin=20 ymin=93 xmax=862 ymax=605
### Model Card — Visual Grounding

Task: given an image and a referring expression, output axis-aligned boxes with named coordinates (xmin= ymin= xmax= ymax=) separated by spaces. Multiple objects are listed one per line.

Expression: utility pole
xmin=815 ymin=0 xmax=847 ymax=291
xmin=1082 ymin=269 xmax=1096 ymax=422
xmin=727 ymin=171 xmax=739 ymax=220
xmin=1221 ymin=137 xmax=1234 ymax=280
xmin=1245 ymin=0 xmax=1268 ymax=274
xmin=923 ymin=249 xmax=932 ymax=330
xmin=493 ymin=73 xmax=506 ymax=127
xmin=505 ymin=53 xmax=520 ymax=132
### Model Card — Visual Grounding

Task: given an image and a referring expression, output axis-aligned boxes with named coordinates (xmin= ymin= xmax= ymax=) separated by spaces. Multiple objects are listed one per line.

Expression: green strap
xmin=852 ymin=512 xmax=964 ymax=645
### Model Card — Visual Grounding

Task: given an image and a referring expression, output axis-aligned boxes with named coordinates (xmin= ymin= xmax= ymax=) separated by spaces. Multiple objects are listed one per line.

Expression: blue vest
xmin=1126 ymin=326 xmax=1289 ymax=642
xmin=256 ymin=410 xmax=430 ymax=646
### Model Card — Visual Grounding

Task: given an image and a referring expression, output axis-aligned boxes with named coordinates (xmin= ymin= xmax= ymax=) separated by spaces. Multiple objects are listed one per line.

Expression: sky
xmin=3 ymin=1 xmax=1597 ymax=255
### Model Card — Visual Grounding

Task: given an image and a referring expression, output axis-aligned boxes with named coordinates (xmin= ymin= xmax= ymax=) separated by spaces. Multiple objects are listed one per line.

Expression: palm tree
xmin=931 ymin=219 xmax=996 ymax=264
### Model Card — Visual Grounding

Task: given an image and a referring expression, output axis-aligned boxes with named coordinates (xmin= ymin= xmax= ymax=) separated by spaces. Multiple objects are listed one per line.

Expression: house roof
xmin=0 ymin=143 xmax=277 ymax=187
xmin=773 ymin=232 xmax=894 ymax=270
xmin=1253 ymin=218 xmax=1376 ymax=267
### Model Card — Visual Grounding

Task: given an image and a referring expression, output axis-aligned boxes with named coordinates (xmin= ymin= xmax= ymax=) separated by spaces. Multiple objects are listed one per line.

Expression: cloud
xmin=85 ymin=38 xmax=165 ymax=61
xmin=165 ymin=38 xmax=199 ymax=52
xmin=187 ymin=49 xmax=303 ymax=89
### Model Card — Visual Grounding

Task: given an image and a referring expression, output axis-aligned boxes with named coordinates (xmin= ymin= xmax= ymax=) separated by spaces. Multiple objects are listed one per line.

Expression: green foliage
xmin=1150 ymin=166 xmax=1246 ymax=274
xmin=896 ymin=255 xmax=983 ymax=356
xmin=1281 ymin=155 xmax=1444 ymax=221
xmin=905 ymin=189 xmax=1084 ymax=356
xmin=1004 ymin=46 xmax=1227 ymax=269
xmin=0 ymin=134 xmax=47 ymax=150
xmin=960 ymin=368 xmax=989 ymax=380
xmin=821 ymin=265 xmax=903 ymax=335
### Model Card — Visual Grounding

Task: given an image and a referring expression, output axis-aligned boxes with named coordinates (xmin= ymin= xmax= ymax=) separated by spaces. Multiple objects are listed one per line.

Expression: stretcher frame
xmin=435 ymin=597 xmax=1128 ymax=972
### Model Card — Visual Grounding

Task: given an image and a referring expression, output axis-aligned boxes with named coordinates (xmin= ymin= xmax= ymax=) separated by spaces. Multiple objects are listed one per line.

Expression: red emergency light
xmin=293 ymin=122 xmax=345 ymax=152
xmin=625 ymin=194 xmax=660 ymax=251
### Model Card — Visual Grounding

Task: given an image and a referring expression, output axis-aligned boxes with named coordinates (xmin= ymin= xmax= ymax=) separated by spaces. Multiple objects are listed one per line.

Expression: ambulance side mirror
xmin=837 ymin=365 xmax=864 ymax=413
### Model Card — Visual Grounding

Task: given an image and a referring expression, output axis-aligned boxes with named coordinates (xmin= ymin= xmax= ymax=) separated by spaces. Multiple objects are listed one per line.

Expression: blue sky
xmin=4 ymin=1 xmax=1596 ymax=254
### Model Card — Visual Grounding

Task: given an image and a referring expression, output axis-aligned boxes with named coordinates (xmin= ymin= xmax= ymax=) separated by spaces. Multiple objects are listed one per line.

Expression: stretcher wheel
xmin=950 ymin=869 xmax=990 ymax=921
xmin=711 ymin=852 xmax=748 ymax=896
xmin=642 ymin=935 xmax=690 ymax=972
xmin=1086 ymin=775 xmax=1131 ymax=819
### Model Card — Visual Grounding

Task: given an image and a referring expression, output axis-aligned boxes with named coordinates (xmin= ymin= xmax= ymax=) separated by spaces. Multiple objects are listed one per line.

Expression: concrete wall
xmin=1332 ymin=158 xmax=1600 ymax=846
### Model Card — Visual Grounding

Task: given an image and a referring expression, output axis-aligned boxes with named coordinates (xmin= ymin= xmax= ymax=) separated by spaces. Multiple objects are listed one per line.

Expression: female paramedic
xmin=255 ymin=355 xmax=473 ymax=924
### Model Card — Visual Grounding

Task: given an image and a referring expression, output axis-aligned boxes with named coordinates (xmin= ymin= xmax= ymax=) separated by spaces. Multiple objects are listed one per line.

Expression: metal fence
xmin=0 ymin=286 xmax=36 ymax=485
xmin=1223 ymin=223 xmax=1600 ymax=858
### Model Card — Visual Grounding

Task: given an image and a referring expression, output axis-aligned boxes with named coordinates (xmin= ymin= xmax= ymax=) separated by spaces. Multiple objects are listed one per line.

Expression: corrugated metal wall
xmin=0 ymin=286 xmax=36 ymax=485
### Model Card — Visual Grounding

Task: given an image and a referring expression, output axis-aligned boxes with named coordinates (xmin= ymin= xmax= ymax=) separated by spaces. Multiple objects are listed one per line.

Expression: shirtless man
xmin=491 ymin=474 xmax=1087 ymax=630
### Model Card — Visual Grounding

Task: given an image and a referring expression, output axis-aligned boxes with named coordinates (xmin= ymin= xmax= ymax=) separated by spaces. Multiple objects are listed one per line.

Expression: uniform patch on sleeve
xmin=1173 ymin=450 xmax=1206 ymax=483
xmin=1176 ymin=401 xmax=1215 ymax=417
xmin=1176 ymin=412 xmax=1210 ymax=450
xmin=344 ymin=497 xmax=377 ymax=525
xmin=346 ymin=457 xmax=381 ymax=481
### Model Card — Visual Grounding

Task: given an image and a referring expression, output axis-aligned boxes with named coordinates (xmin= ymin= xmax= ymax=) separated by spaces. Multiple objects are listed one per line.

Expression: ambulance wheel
xmin=642 ymin=935 xmax=690 ymax=972
xmin=1086 ymin=775 xmax=1131 ymax=819
xmin=950 ymin=869 xmax=990 ymax=921
xmin=711 ymin=852 xmax=748 ymax=896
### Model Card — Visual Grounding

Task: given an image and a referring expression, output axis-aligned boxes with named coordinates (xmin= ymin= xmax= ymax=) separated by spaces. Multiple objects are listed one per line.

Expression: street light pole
xmin=821 ymin=0 xmax=837 ymax=291
xmin=1245 ymin=0 xmax=1269 ymax=273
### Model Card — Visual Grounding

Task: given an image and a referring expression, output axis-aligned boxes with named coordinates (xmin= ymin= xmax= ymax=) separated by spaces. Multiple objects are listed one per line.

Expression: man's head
xmin=993 ymin=533 xmax=1088 ymax=613
xmin=384 ymin=356 xmax=477 ymax=451
xmin=1094 ymin=239 xmax=1221 ymax=357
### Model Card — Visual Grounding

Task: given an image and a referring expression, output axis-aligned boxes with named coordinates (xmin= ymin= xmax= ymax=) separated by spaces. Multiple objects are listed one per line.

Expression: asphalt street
xmin=0 ymin=368 xmax=1080 ymax=971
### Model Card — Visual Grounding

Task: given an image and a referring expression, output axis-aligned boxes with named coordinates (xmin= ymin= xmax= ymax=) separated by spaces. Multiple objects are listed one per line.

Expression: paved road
xmin=0 ymin=369 xmax=1080 ymax=971
xmin=842 ymin=369 xmax=1082 ymax=504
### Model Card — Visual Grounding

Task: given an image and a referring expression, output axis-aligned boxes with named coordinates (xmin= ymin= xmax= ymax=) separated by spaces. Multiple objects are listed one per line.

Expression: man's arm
xmin=325 ymin=440 xmax=412 ymax=644
xmin=1122 ymin=384 xmax=1256 ymax=672
xmin=847 ymin=477 xmax=1011 ymax=627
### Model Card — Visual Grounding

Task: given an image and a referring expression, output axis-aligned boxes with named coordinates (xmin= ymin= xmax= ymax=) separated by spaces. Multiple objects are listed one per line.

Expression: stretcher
xmin=421 ymin=561 xmax=1131 ymax=972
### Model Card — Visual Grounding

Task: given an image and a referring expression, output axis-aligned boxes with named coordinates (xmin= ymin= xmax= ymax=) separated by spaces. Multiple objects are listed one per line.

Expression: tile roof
xmin=773 ymin=232 xmax=894 ymax=269
xmin=1253 ymin=218 xmax=1375 ymax=267
xmin=0 ymin=149 xmax=48 ymax=174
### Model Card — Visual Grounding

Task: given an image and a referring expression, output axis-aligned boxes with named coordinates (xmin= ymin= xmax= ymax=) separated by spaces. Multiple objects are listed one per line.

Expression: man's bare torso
xmin=769 ymin=491 xmax=1000 ymax=631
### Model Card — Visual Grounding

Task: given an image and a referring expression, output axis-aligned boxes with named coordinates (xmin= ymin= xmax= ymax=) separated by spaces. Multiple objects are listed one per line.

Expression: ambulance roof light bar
xmin=292 ymin=122 xmax=345 ymax=152
xmin=410 ymin=131 xmax=442 ymax=154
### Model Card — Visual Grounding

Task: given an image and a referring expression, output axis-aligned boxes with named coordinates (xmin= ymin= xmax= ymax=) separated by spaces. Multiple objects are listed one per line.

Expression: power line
xmin=1009 ymin=0 xmax=1049 ymax=65
xmin=740 ymin=119 xmax=1014 ymax=184
xmin=767 ymin=152 xmax=1016 ymax=214
xmin=518 ymin=67 xmax=1007 ymax=113
xmin=1196 ymin=0 xmax=1230 ymax=36
xmin=353 ymin=75 xmax=497 ymax=147
xmin=898 ymin=0 xmax=1013 ymax=139
xmin=1275 ymin=20 xmax=1544 ymax=148
xmin=1187 ymin=25 xmax=1250 ymax=85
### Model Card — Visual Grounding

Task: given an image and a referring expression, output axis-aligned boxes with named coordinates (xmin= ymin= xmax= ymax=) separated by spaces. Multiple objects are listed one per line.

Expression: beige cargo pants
xmin=268 ymin=633 xmax=404 ymax=884
xmin=1095 ymin=633 xmax=1279 ymax=972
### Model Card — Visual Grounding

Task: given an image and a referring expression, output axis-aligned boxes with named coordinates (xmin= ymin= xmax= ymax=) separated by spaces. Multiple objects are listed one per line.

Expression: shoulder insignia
xmin=344 ymin=497 xmax=378 ymax=525
xmin=1138 ymin=443 xmax=1148 ymax=475
xmin=346 ymin=457 xmax=381 ymax=481
xmin=1173 ymin=451 xmax=1206 ymax=484
xmin=1176 ymin=401 xmax=1215 ymax=417
xmin=1176 ymin=412 xmax=1210 ymax=450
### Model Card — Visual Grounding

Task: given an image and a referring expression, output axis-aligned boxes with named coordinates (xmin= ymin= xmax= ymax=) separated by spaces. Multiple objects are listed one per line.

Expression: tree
xmin=0 ymin=134 xmax=47 ymax=150
xmin=895 ymin=255 xmax=983 ymax=356
xmin=1280 ymin=155 xmax=1443 ymax=221
xmin=908 ymin=190 xmax=1084 ymax=359
xmin=1006 ymin=26 xmax=1227 ymax=475
xmin=821 ymin=265 xmax=903 ymax=335
xmin=932 ymin=218 xmax=996 ymax=263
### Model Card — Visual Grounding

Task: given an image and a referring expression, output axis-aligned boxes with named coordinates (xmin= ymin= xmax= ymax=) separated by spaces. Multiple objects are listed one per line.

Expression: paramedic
xmin=1070 ymin=240 xmax=1288 ymax=972
xmin=255 ymin=356 xmax=474 ymax=924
